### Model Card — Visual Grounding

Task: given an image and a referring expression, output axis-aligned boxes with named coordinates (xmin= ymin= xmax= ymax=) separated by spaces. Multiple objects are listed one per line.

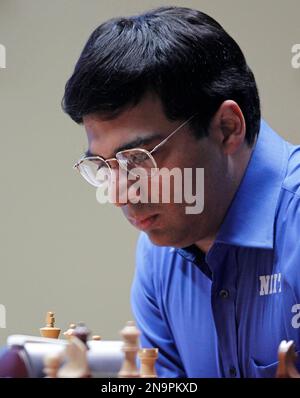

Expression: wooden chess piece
xmin=138 ymin=348 xmax=158 ymax=378
xmin=43 ymin=352 xmax=63 ymax=378
xmin=276 ymin=340 xmax=300 ymax=378
xmin=118 ymin=321 xmax=140 ymax=378
xmin=40 ymin=312 xmax=61 ymax=339
xmin=63 ymin=323 xmax=76 ymax=339
xmin=57 ymin=336 xmax=91 ymax=378
xmin=92 ymin=335 xmax=101 ymax=341
xmin=0 ymin=345 xmax=29 ymax=377
xmin=72 ymin=322 xmax=90 ymax=348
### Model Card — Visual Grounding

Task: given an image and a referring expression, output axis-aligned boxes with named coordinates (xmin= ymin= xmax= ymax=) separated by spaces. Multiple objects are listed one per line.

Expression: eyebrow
xmin=84 ymin=133 xmax=163 ymax=159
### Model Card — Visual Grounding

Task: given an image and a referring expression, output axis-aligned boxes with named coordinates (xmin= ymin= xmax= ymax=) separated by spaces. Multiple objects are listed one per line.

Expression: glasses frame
xmin=73 ymin=114 xmax=196 ymax=185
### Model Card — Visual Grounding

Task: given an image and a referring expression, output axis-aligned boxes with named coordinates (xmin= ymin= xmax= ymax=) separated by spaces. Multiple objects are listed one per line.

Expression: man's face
xmin=83 ymin=92 xmax=231 ymax=248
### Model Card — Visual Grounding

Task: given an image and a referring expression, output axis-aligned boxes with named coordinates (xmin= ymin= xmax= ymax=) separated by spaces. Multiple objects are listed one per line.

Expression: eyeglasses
xmin=73 ymin=114 xmax=196 ymax=187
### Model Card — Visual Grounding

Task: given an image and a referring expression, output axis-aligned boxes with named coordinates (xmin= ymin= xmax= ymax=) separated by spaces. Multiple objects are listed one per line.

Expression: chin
xmin=146 ymin=229 xmax=188 ymax=248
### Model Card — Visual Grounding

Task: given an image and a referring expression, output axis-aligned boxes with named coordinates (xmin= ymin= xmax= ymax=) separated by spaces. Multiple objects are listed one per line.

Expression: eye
xmin=96 ymin=163 xmax=109 ymax=170
xmin=89 ymin=158 xmax=108 ymax=169
xmin=128 ymin=152 xmax=149 ymax=164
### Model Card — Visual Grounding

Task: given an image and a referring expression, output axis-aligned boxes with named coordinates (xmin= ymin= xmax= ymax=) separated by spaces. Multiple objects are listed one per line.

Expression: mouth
xmin=128 ymin=214 xmax=159 ymax=231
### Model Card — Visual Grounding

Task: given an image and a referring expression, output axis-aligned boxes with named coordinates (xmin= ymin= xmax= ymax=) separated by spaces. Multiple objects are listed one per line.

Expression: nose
xmin=109 ymin=167 xmax=128 ymax=207
xmin=109 ymin=165 xmax=150 ymax=207
xmin=108 ymin=164 xmax=139 ymax=207
xmin=99 ymin=160 xmax=124 ymax=207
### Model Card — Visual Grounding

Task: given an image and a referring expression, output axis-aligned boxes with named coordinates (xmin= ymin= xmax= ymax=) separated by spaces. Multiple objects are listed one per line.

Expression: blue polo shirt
xmin=131 ymin=120 xmax=300 ymax=378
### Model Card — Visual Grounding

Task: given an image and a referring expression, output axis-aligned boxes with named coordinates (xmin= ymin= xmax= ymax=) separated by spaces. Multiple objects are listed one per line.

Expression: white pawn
xmin=138 ymin=348 xmax=158 ymax=378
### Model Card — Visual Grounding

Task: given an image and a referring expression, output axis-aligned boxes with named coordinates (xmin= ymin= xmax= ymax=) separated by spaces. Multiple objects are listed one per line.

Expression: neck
xmin=194 ymin=143 xmax=255 ymax=254
xmin=195 ymin=238 xmax=215 ymax=254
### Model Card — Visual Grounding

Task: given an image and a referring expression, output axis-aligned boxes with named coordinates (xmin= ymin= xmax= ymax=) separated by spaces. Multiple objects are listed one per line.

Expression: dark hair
xmin=62 ymin=6 xmax=260 ymax=145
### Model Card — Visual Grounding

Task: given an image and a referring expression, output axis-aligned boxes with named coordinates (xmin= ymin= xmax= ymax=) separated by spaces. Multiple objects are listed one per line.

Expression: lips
xmin=128 ymin=214 xmax=159 ymax=231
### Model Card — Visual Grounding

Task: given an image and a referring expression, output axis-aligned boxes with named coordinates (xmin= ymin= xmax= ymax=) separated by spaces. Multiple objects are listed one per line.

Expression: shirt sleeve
xmin=130 ymin=233 xmax=186 ymax=377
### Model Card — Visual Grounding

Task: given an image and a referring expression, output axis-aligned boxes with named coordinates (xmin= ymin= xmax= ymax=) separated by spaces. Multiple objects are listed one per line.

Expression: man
xmin=62 ymin=6 xmax=300 ymax=377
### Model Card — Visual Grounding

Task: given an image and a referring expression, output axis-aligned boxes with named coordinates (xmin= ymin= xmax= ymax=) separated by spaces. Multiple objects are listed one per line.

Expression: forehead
xmin=82 ymin=92 xmax=179 ymax=156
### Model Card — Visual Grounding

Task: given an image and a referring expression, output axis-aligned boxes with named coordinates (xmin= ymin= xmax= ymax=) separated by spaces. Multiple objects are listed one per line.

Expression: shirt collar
xmin=214 ymin=119 xmax=288 ymax=249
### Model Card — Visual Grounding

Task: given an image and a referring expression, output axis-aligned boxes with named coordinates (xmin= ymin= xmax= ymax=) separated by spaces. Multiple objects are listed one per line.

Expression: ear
xmin=209 ymin=100 xmax=246 ymax=155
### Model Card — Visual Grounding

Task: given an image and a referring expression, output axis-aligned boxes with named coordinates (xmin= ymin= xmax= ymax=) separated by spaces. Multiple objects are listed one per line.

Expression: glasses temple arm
xmin=149 ymin=114 xmax=196 ymax=155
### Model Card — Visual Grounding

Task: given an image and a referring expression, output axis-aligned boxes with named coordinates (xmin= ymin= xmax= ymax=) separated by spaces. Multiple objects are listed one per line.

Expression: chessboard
xmin=0 ymin=311 xmax=299 ymax=378
xmin=0 ymin=311 xmax=158 ymax=378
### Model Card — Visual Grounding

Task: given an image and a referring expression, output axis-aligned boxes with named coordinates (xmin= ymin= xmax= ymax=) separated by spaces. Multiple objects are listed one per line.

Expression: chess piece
xmin=118 ymin=321 xmax=140 ymax=378
xmin=72 ymin=322 xmax=90 ymax=348
xmin=138 ymin=348 xmax=158 ymax=378
xmin=57 ymin=336 xmax=91 ymax=378
xmin=0 ymin=345 xmax=29 ymax=377
xmin=43 ymin=352 xmax=63 ymax=378
xmin=40 ymin=312 xmax=61 ymax=339
xmin=63 ymin=323 xmax=76 ymax=339
xmin=92 ymin=335 xmax=101 ymax=341
xmin=276 ymin=340 xmax=300 ymax=378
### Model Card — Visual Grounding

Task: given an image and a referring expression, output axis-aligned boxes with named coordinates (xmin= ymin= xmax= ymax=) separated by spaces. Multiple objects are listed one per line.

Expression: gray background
xmin=0 ymin=0 xmax=299 ymax=344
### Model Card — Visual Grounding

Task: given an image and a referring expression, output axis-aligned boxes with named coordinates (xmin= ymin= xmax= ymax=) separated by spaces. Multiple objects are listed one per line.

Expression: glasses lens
xmin=77 ymin=157 xmax=110 ymax=187
xmin=116 ymin=149 xmax=157 ymax=177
